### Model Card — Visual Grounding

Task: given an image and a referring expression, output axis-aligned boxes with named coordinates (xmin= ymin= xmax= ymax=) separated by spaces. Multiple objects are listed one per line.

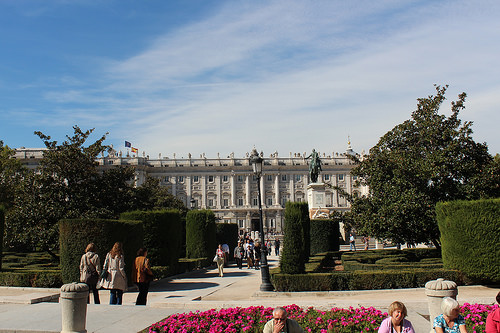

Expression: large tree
xmin=5 ymin=126 xmax=135 ymax=254
xmin=349 ymin=85 xmax=494 ymax=248
xmin=0 ymin=141 xmax=24 ymax=208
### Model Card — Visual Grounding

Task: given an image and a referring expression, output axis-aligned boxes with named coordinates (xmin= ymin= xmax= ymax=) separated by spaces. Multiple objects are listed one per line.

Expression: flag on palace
xmin=131 ymin=147 xmax=138 ymax=153
xmin=125 ymin=141 xmax=131 ymax=148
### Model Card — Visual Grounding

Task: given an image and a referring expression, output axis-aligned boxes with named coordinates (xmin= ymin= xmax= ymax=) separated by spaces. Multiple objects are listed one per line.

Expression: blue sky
xmin=1 ymin=0 xmax=499 ymax=158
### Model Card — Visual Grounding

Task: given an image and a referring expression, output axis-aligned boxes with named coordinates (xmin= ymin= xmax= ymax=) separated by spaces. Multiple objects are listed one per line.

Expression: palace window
xmin=178 ymin=176 xmax=184 ymax=183
xmin=267 ymin=175 xmax=273 ymax=181
xmin=193 ymin=176 xmax=199 ymax=182
xmin=223 ymin=175 xmax=228 ymax=182
xmin=324 ymin=174 xmax=330 ymax=181
xmin=338 ymin=174 xmax=344 ymax=181
xmin=267 ymin=197 xmax=273 ymax=206
xmin=253 ymin=197 xmax=258 ymax=206
xmin=238 ymin=197 xmax=244 ymax=206
xmin=295 ymin=174 xmax=301 ymax=181
xmin=208 ymin=175 xmax=214 ymax=182
xmin=281 ymin=174 xmax=287 ymax=181
xmin=237 ymin=175 xmax=244 ymax=182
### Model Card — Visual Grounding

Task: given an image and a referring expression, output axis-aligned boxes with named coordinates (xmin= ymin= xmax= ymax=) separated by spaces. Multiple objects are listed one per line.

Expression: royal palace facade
xmin=14 ymin=143 xmax=367 ymax=237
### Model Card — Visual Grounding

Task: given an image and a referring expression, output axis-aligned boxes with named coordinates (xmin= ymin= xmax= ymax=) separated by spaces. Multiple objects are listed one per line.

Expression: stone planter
xmin=425 ymin=278 xmax=457 ymax=332
xmin=60 ymin=282 xmax=89 ymax=333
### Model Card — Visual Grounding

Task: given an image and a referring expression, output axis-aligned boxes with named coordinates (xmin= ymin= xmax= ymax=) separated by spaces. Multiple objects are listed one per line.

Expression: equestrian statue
xmin=306 ymin=149 xmax=322 ymax=183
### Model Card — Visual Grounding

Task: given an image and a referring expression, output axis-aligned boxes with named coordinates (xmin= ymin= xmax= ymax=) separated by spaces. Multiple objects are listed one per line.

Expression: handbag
xmin=83 ymin=254 xmax=99 ymax=285
xmin=142 ymin=258 xmax=154 ymax=283
xmin=213 ymin=255 xmax=218 ymax=263
xmin=100 ymin=255 xmax=109 ymax=279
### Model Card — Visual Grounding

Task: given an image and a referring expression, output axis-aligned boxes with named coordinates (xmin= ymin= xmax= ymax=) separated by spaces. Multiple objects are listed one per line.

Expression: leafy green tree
xmin=0 ymin=141 xmax=24 ymax=208
xmin=349 ymin=85 xmax=494 ymax=248
xmin=132 ymin=176 xmax=187 ymax=214
xmin=4 ymin=126 xmax=135 ymax=255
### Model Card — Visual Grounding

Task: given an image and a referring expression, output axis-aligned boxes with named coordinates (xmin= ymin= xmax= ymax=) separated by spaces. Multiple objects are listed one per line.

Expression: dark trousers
xmin=86 ymin=283 xmax=100 ymax=304
xmin=235 ymin=257 xmax=242 ymax=269
xmin=135 ymin=282 xmax=150 ymax=305
xmin=110 ymin=289 xmax=123 ymax=305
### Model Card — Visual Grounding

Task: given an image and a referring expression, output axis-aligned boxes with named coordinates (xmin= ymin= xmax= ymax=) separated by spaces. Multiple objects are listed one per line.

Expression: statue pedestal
xmin=307 ymin=183 xmax=330 ymax=219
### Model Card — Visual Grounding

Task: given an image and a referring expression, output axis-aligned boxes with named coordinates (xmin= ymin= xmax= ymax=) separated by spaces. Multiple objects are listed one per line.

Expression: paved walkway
xmin=0 ymin=255 xmax=498 ymax=332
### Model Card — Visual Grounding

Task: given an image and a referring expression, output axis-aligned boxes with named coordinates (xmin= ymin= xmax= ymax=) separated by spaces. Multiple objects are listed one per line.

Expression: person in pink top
xmin=486 ymin=292 xmax=500 ymax=333
xmin=378 ymin=301 xmax=415 ymax=333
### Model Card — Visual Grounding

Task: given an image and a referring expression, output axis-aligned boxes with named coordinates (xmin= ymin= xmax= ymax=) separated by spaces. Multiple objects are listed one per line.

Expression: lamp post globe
xmin=249 ymin=148 xmax=274 ymax=292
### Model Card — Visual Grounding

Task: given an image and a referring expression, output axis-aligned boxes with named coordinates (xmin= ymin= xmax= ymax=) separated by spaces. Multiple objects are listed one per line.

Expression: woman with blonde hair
xmin=433 ymin=297 xmax=468 ymax=333
xmin=79 ymin=243 xmax=101 ymax=304
xmin=378 ymin=301 xmax=415 ymax=333
xmin=100 ymin=242 xmax=127 ymax=305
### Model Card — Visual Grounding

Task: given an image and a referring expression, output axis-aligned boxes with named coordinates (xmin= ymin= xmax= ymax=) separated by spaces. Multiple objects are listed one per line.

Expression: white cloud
xmin=33 ymin=0 xmax=500 ymax=156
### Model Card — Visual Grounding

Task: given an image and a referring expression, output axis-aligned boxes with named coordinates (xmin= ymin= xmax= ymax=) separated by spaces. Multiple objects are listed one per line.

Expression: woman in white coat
xmin=100 ymin=242 xmax=127 ymax=305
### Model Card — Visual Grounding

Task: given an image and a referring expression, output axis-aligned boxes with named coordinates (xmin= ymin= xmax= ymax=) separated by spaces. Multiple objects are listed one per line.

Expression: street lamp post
xmin=249 ymin=148 xmax=274 ymax=291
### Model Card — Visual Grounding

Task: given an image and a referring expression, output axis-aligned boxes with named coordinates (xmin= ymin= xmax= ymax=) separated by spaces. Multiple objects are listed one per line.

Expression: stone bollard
xmin=425 ymin=278 xmax=458 ymax=332
xmin=60 ymin=282 xmax=89 ymax=333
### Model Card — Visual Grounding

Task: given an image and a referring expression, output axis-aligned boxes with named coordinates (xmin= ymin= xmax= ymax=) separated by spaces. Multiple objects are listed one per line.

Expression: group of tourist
xmin=79 ymin=242 xmax=154 ymax=306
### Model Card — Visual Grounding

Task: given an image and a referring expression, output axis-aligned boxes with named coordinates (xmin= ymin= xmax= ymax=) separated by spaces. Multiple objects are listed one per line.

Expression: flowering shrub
xmin=149 ymin=304 xmax=387 ymax=333
xmin=148 ymin=303 xmax=499 ymax=333
xmin=462 ymin=302 xmax=499 ymax=333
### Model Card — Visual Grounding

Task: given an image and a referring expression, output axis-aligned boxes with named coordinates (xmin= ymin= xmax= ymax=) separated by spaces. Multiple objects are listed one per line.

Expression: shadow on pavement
xmin=150 ymin=281 xmax=218 ymax=292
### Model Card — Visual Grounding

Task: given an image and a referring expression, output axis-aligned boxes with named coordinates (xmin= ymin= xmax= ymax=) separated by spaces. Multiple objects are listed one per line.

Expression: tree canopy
xmin=0 ymin=141 xmax=24 ymax=208
xmin=349 ymin=85 xmax=495 ymax=247
xmin=4 ymin=127 xmax=135 ymax=253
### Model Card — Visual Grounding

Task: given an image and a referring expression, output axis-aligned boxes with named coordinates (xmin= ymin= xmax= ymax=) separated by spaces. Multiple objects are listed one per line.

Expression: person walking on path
xmin=254 ymin=241 xmax=261 ymax=270
xmin=378 ymin=301 xmax=415 ymax=333
xmin=215 ymin=244 xmax=225 ymax=277
xmin=234 ymin=242 xmax=244 ymax=269
xmin=132 ymin=247 xmax=154 ymax=305
xmin=245 ymin=239 xmax=254 ymax=269
xmin=485 ymin=292 xmax=500 ymax=333
xmin=263 ymin=306 xmax=304 ymax=333
xmin=275 ymin=238 xmax=280 ymax=256
xmin=100 ymin=242 xmax=127 ymax=305
xmin=79 ymin=243 xmax=101 ymax=304
xmin=349 ymin=233 xmax=356 ymax=251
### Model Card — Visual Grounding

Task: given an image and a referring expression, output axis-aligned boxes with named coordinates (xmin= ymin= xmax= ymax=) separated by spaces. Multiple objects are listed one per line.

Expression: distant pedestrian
xmin=215 ymin=244 xmax=225 ymax=277
xmin=132 ymin=247 xmax=154 ymax=305
xmin=79 ymin=243 xmax=101 ymax=304
xmin=274 ymin=238 xmax=280 ymax=256
xmin=254 ymin=242 xmax=261 ymax=270
xmin=245 ymin=239 xmax=254 ymax=268
xmin=222 ymin=243 xmax=230 ymax=267
xmin=234 ymin=242 xmax=244 ymax=269
xmin=364 ymin=236 xmax=370 ymax=250
xmin=349 ymin=233 xmax=356 ymax=251
xmin=100 ymin=242 xmax=127 ymax=305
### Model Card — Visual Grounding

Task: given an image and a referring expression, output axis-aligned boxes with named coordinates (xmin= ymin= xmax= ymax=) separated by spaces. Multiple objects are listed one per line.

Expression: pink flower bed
xmin=462 ymin=302 xmax=499 ymax=333
xmin=148 ymin=303 xmax=499 ymax=333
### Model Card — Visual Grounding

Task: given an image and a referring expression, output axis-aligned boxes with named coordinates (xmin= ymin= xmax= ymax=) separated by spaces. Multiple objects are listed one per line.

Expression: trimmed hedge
xmin=280 ymin=202 xmax=309 ymax=274
xmin=0 ymin=205 xmax=4 ymax=270
xmin=341 ymin=248 xmax=442 ymax=271
xmin=310 ymin=219 xmax=340 ymax=255
xmin=120 ymin=210 xmax=183 ymax=268
xmin=59 ymin=218 xmax=143 ymax=284
xmin=436 ymin=198 xmax=500 ymax=284
xmin=0 ymin=271 xmax=62 ymax=288
xmin=271 ymin=269 xmax=470 ymax=291
xmin=186 ymin=210 xmax=216 ymax=259
xmin=216 ymin=223 xmax=238 ymax=260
